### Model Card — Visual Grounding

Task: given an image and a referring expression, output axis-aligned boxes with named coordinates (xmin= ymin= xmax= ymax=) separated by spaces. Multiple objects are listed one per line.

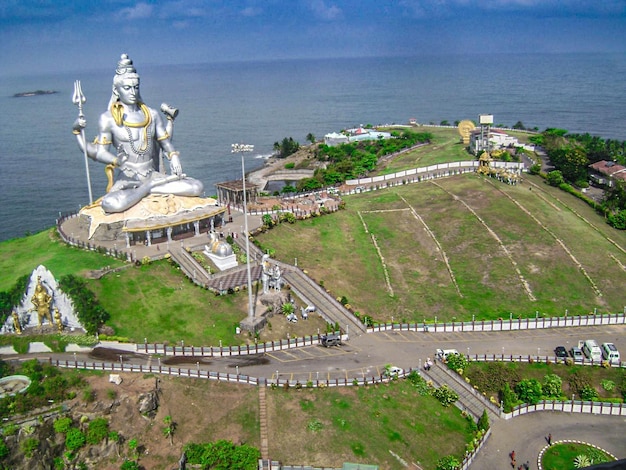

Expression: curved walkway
xmin=471 ymin=413 xmax=624 ymax=469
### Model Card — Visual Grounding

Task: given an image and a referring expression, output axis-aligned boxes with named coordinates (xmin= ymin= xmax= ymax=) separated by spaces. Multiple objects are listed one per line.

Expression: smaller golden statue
xmin=12 ymin=311 xmax=22 ymax=335
xmin=31 ymin=276 xmax=53 ymax=327
xmin=54 ymin=308 xmax=63 ymax=333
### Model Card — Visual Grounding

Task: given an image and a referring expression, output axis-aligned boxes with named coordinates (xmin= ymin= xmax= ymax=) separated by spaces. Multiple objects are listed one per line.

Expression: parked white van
xmin=581 ymin=339 xmax=602 ymax=362
xmin=601 ymin=343 xmax=620 ymax=363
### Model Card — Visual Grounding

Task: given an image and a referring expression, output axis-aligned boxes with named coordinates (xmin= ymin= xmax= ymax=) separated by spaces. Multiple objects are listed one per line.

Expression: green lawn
xmin=87 ymin=260 xmax=250 ymax=346
xmin=0 ymin=229 xmax=124 ymax=292
xmin=376 ymin=126 xmax=533 ymax=175
xmin=542 ymin=442 xmax=616 ymax=470
xmin=257 ymin=173 xmax=626 ymax=323
xmin=267 ymin=379 xmax=474 ymax=469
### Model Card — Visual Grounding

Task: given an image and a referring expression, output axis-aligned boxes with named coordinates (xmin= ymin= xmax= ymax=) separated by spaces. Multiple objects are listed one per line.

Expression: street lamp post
xmin=232 ymin=143 xmax=255 ymax=321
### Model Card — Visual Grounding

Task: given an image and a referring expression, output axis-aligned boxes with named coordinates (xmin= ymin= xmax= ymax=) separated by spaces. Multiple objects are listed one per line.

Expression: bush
xmin=20 ymin=437 xmax=39 ymax=458
xmin=86 ymin=418 xmax=109 ymax=445
xmin=121 ymin=460 xmax=140 ymax=470
xmin=542 ymin=374 xmax=563 ymax=399
xmin=579 ymin=385 xmax=599 ymax=401
xmin=446 ymin=353 xmax=468 ymax=373
xmin=0 ymin=440 xmax=9 ymax=459
xmin=432 ymin=384 xmax=459 ymax=407
xmin=53 ymin=416 xmax=73 ymax=434
xmin=436 ymin=454 xmax=461 ymax=470
xmin=65 ymin=428 xmax=86 ymax=451
xmin=601 ymin=380 xmax=615 ymax=392
xmin=515 ymin=379 xmax=542 ymax=405
xmin=184 ymin=440 xmax=260 ymax=469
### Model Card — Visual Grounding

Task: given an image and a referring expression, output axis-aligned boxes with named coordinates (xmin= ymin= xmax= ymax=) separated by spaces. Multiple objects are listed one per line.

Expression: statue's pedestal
xmin=239 ymin=316 xmax=267 ymax=334
xmin=204 ymin=249 xmax=238 ymax=271
xmin=78 ymin=194 xmax=225 ymax=241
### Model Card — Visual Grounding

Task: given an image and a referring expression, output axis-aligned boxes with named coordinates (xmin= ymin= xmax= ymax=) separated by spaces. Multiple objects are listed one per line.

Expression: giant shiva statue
xmin=72 ymin=54 xmax=203 ymax=213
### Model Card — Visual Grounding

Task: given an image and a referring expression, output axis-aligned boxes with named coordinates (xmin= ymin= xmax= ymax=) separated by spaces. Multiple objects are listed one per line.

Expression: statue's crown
xmin=116 ymin=54 xmax=137 ymax=75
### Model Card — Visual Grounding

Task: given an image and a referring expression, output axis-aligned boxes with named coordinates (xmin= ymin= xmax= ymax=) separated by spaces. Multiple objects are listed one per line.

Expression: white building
xmin=469 ymin=129 xmax=534 ymax=155
xmin=324 ymin=127 xmax=392 ymax=147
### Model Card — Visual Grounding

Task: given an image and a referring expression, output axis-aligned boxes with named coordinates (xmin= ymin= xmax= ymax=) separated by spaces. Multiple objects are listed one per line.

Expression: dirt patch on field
xmin=78 ymin=372 xmax=259 ymax=470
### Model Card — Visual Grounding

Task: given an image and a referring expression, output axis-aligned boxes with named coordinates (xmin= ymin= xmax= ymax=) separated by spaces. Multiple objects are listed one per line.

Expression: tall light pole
xmin=232 ymin=143 xmax=255 ymax=320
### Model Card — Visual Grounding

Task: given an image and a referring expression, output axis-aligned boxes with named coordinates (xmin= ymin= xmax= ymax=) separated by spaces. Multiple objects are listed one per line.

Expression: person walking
xmin=547 ymin=433 xmax=552 ymax=445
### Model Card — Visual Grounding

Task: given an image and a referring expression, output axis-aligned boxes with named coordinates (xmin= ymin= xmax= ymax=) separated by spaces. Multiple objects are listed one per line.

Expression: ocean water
xmin=0 ymin=53 xmax=625 ymax=242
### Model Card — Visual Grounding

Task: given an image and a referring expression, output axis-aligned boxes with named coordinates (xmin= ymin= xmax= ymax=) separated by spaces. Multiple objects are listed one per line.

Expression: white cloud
xmin=118 ymin=2 xmax=154 ymax=21
xmin=308 ymin=0 xmax=342 ymax=21
xmin=241 ymin=6 xmax=262 ymax=17
xmin=397 ymin=0 xmax=626 ymax=17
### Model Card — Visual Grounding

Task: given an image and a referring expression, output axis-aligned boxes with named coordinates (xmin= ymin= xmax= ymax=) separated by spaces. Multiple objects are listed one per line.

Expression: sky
xmin=1 ymin=0 xmax=625 ymax=77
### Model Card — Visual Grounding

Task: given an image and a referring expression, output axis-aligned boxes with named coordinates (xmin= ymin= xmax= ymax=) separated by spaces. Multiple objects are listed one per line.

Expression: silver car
xmin=570 ymin=346 xmax=584 ymax=362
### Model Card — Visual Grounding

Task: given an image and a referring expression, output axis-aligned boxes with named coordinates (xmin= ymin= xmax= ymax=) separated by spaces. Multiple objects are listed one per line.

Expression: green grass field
xmin=2 ymin=131 xmax=625 ymax=339
xmin=376 ymin=126 xmax=533 ymax=175
xmin=0 ymin=229 xmax=125 ymax=292
xmin=257 ymin=173 xmax=626 ymax=323
xmin=542 ymin=442 xmax=615 ymax=470
xmin=267 ymin=379 xmax=473 ymax=469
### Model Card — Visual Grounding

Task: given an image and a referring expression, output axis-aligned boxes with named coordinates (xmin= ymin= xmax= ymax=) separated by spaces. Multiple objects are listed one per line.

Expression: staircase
xmin=422 ymin=360 xmax=501 ymax=421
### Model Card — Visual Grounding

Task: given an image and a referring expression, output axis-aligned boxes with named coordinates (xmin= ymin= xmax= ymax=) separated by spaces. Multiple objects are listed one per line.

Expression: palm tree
xmin=162 ymin=415 xmax=175 ymax=446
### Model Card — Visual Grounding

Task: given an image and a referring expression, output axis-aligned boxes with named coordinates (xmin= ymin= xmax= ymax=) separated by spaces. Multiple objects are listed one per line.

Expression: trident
xmin=72 ymin=80 xmax=93 ymax=204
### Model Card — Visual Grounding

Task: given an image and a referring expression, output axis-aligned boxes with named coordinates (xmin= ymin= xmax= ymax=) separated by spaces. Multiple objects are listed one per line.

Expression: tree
xmin=607 ymin=209 xmax=626 ymax=229
xmin=477 ymin=409 xmax=490 ymax=431
xmin=546 ymin=170 xmax=564 ymax=187
xmin=127 ymin=438 xmax=139 ymax=461
xmin=162 ymin=415 xmax=175 ymax=446
xmin=603 ymin=180 xmax=626 ymax=212
xmin=58 ymin=274 xmax=110 ymax=335
xmin=528 ymin=163 xmax=541 ymax=175
xmin=282 ymin=302 xmax=295 ymax=316
xmin=440 ymin=120 xmax=450 ymax=126
xmin=306 ymin=133 xmax=316 ymax=144
xmin=512 ymin=121 xmax=526 ymax=130
xmin=275 ymin=137 xmax=300 ymax=158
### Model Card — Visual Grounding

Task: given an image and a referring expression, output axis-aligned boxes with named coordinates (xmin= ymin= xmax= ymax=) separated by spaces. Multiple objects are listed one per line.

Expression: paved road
xmin=26 ymin=323 xmax=626 ymax=467
xmin=472 ymin=413 xmax=626 ymax=469
xmin=173 ymin=324 xmax=624 ymax=383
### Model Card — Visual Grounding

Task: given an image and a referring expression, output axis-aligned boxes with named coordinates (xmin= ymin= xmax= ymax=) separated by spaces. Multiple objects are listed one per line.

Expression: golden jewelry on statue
xmin=157 ymin=131 xmax=170 ymax=141
xmin=167 ymin=151 xmax=180 ymax=161
xmin=93 ymin=136 xmax=112 ymax=145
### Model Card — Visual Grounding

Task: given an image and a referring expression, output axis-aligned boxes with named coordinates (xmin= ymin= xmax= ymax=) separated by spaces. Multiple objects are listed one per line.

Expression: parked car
xmin=570 ymin=346 xmax=584 ymax=362
xmin=435 ymin=348 xmax=459 ymax=360
xmin=321 ymin=334 xmax=342 ymax=347
xmin=383 ymin=366 xmax=404 ymax=378
xmin=581 ymin=339 xmax=602 ymax=362
xmin=601 ymin=342 xmax=620 ymax=363
xmin=554 ymin=346 xmax=568 ymax=358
